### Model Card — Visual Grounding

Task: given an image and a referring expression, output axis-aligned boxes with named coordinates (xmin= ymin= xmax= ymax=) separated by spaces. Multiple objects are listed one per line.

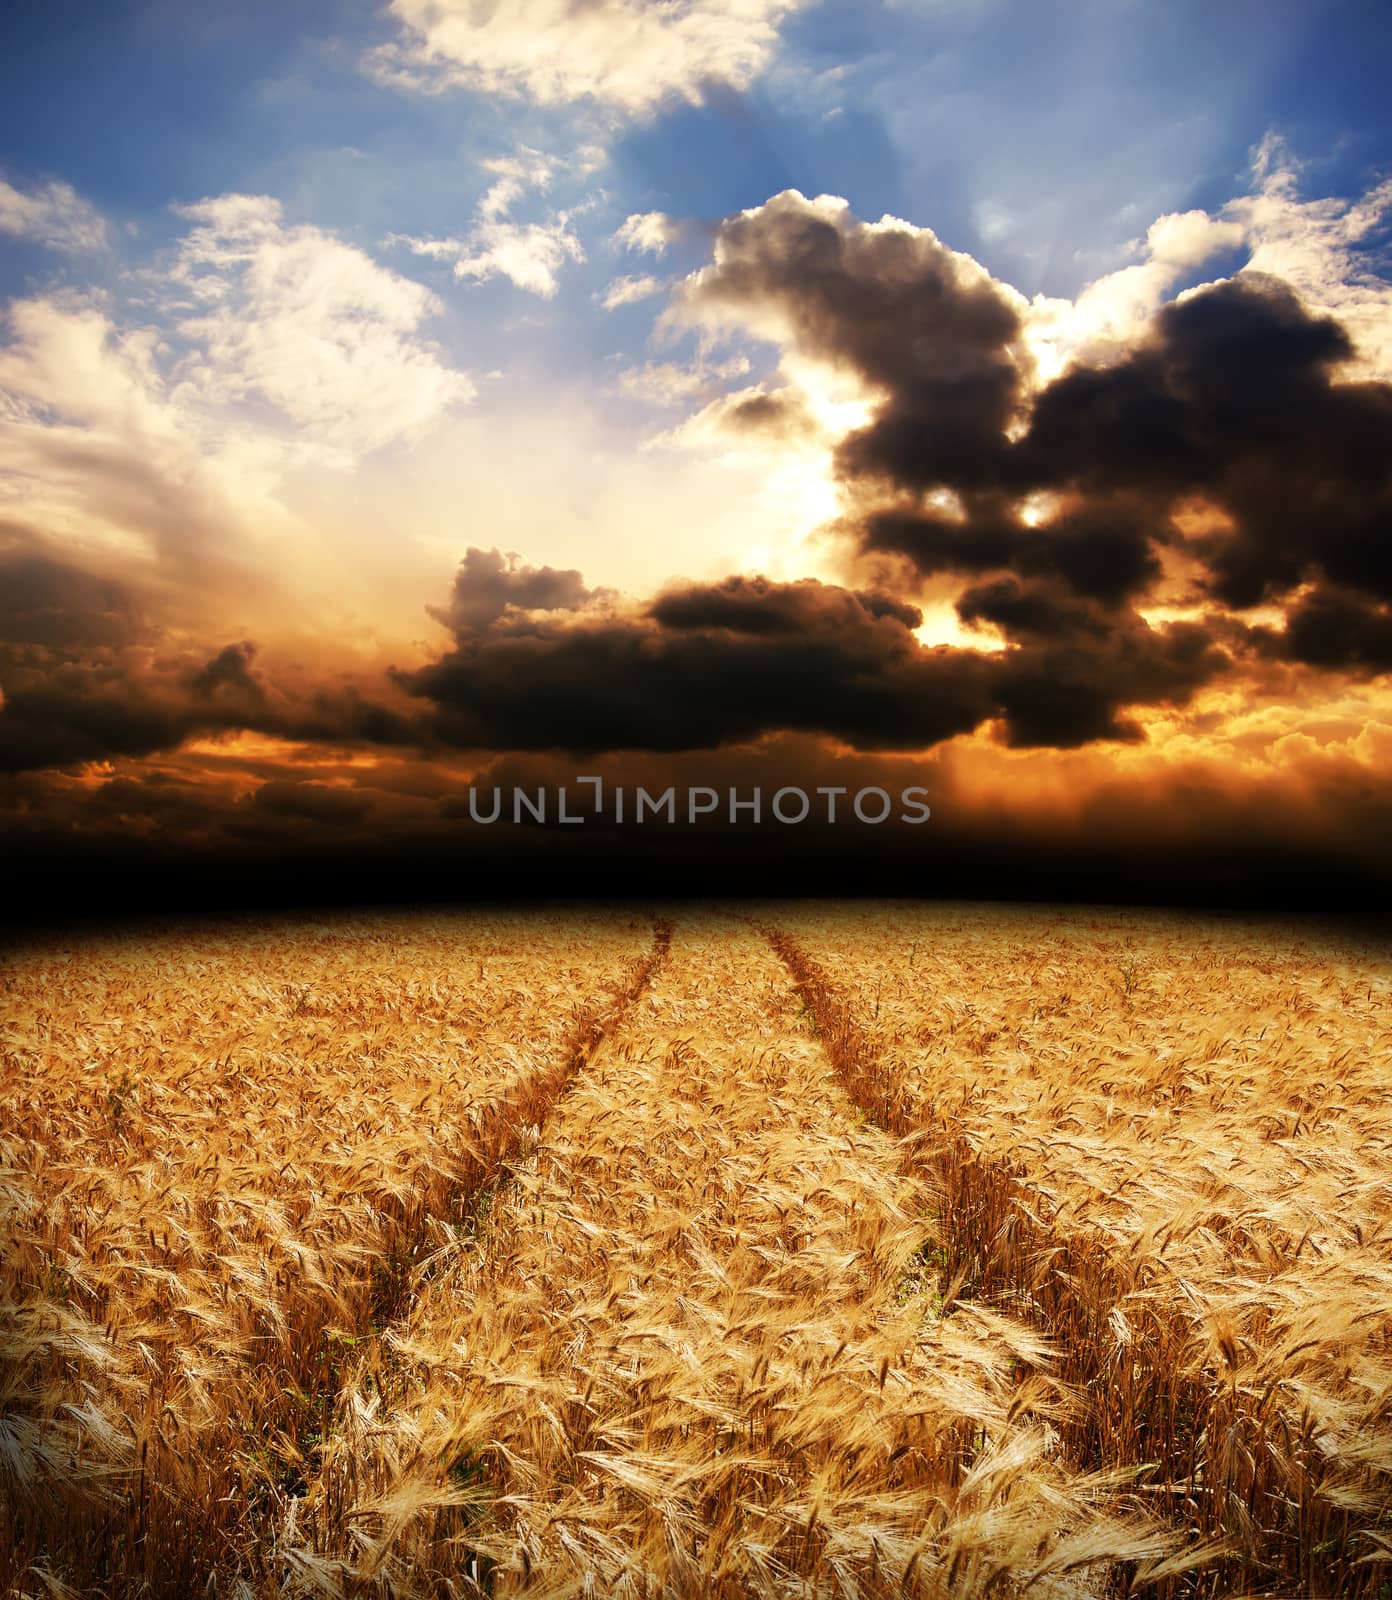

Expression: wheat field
xmin=2 ymin=904 xmax=1389 ymax=1598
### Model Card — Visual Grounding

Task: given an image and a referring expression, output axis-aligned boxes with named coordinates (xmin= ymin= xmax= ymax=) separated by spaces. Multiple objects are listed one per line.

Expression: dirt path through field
xmin=299 ymin=913 xmax=1170 ymax=1596
xmin=761 ymin=917 xmax=1392 ymax=1596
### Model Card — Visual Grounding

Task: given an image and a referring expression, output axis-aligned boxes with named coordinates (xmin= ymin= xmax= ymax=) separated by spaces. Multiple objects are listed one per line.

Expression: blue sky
xmin=6 ymin=1 xmax=1391 ymax=298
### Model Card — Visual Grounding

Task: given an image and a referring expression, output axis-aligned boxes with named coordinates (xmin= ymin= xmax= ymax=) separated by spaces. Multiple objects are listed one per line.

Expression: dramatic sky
xmin=3 ymin=0 xmax=1391 ymax=907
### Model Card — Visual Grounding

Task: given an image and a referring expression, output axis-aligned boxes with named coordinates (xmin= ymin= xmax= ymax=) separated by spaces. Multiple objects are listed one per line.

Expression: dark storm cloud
xmin=0 ymin=550 xmax=192 ymax=770
xmin=648 ymin=573 xmax=922 ymax=633
xmin=0 ymin=646 xmax=421 ymax=773
xmin=866 ymin=496 xmax=1163 ymax=605
xmin=681 ymin=192 xmax=1025 ymax=493
xmin=992 ymin=605 xmax=1231 ymax=747
xmin=1020 ymin=273 xmax=1355 ymax=495
xmin=399 ymin=557 xmax=1231 ymax=755
xmin=0 ymin=533 xmax=1235 ymax=772
xmin=277 ymin=684 xmax=422 ymax=747
xmin=1258 ymin=587 xmax=1392 ymax=672
xmin=0 ymin=677 xmax=206 ymax=773
xmin=951 ymin=571 xmax=1234 ymax=746
xmin=189 ymin=639 xmax=263 ymax=699
xmin=1022 ymin=276 xmax=1392 ymax=612
xmin=402 ymin=565 xmax=998 ymax=752
xmin=426 ymin=546 xmax=602 ymax=636
xmin=0 ymin=552 xmax=423 ymax=773
xmin=0 ymin=552 xmax=139 ymax=650
xmin=687 ymin=195 xmax=1392 ymax=690
xmin=956 ymin=575 xmax=1115 ymax=641
xmin=251 ymin=779 xmax=374 ymax=825
xmin=77 ymin=771 xmax=235 ymax=839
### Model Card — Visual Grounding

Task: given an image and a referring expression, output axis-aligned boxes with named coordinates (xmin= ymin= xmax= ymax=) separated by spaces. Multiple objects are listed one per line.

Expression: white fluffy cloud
xmin=0 ymin=174 xmax=107 ymax=254
xmin=615 ymin=354 xmax=750 ymax=405
xmin=602 ymin=273 xmax=664 ymax=310
xmin=1024 ymin=209 xmax=1245 ymax=382
xmin=613 ymin=212 xmax=682 ymax=255
xmin=172 ymin=195 xmax=474 ymax=456
xmin=367 ymin=0 xmax=803 ymax=115
xmin=0 ymin=195 xmax=475 ymax=622
xmin=398 ymin=218 xmax=585 ymax=298
xmin=1023 ymin=139 xmax=1392 ymax=385
xmin=1225 ymin=135 xmax=1392 ymax=379
xmin=391 ymin=148 xmax=590 ymax=298
xmin=0 ymin=292 xmax=298 ymax=581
